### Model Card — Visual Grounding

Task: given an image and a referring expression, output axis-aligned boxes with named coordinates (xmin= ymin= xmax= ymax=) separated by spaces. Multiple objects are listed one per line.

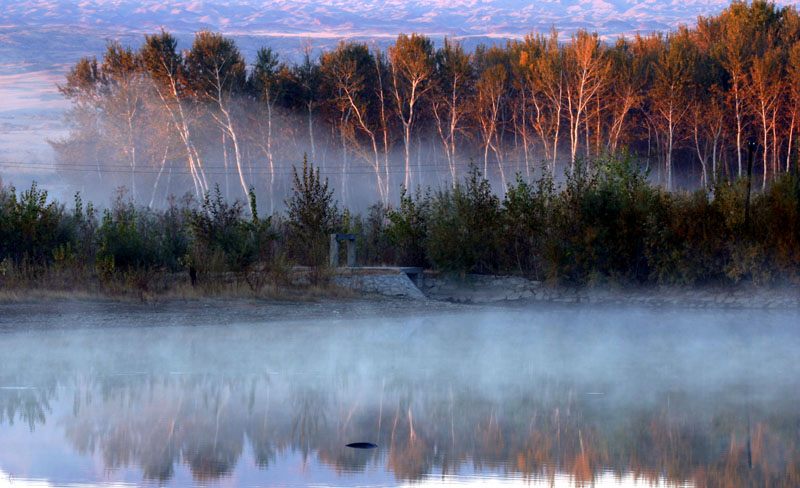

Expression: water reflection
xmin=1 ymin=308 xmax=799 ymax=486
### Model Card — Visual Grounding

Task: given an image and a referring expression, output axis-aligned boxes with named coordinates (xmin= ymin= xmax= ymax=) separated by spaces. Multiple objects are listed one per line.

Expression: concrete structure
xmin=355 ymin=267 xmax=424 ymax=288
xmin=329 ymin=234 xmax=357 ymax=267
xmin=333 ymin=270 xmax=426 ymax=299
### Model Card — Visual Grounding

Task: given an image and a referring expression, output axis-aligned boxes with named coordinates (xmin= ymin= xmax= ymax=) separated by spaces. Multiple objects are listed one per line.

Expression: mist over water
xmin=1 ymin=305 xmax=799 ymax=486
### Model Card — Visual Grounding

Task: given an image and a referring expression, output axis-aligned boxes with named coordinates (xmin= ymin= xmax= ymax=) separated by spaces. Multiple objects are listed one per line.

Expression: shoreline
xmin=0 ymin=274 xmax=798 ymax=316
xmin=2 ymin=291 xmax=798 ymax=334
xmin=1 ymin=285 xmax=798 ymax=333
xmin=0 ymin=296 xmax=468 ymax=332
xmin=420 ymin=274 xmax=800 ymax=309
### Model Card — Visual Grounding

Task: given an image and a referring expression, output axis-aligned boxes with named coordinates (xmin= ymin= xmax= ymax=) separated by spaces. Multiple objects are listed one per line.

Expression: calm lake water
xmin=1 ymin=305 xmax=799 ymax=487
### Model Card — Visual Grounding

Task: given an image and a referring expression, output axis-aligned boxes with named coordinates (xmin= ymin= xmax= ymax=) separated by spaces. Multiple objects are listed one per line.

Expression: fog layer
xmin=0 ymin=306 xmax=798 ymax=486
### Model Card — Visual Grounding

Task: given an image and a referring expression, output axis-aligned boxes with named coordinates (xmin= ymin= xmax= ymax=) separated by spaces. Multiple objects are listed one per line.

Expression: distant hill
xmin=0 ymin=0 xmax=707 ymax=39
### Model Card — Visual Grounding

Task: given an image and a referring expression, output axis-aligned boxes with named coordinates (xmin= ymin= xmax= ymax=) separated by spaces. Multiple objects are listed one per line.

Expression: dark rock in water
xmin=346 ymin=442 xmax=377 ymax=449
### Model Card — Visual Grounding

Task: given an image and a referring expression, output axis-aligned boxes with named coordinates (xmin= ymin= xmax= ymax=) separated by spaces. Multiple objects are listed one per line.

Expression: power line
xmin=0 ymin=158 xmax=529 ymax=171
xmin=0 ymin=163 xmax=458 ymax=176
xmin=0 ymin=159 xmax=538 ymax=177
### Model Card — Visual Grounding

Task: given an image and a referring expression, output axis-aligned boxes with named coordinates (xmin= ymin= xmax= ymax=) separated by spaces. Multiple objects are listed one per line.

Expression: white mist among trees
xmin=50 ymin=1 xmax=800 ymax=209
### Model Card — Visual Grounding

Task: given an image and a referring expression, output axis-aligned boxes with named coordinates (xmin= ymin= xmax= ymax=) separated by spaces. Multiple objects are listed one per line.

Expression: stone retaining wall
xmin=334 ymin=271 xmax=425 ymax=299
xmin=330 ymin=269 xmax=799 ymax=307
xmin=422 ymin=273 xmax=800 ymax=308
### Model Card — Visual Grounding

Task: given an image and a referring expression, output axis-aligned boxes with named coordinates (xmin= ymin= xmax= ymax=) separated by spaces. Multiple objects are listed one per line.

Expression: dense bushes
xmin=0 ymin=180 xmax=281 ymax=294
xmin=347 ymin=203 xmax=396 ymax=266
xmin=385 ymin=188 xmax=428 ymax=267
xmin=96 ymin=193 xmax=166 ymax=274
xmin=1 ymin=153 xmax=799 ymax=294
xmin=550 ymin=156 xmax=656 ymax=283
xmin=0 ymin=182 xmax=71 ymax=266
xmin=187 ymin=186 xmax=278 ymax=290
xmin=375 ymin=154 xmax=800 ymax=285
xmin=425 ymin=165 xmax=502 ymax=274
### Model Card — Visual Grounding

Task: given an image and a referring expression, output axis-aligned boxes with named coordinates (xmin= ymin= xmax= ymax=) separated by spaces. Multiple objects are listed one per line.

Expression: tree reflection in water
xmin=0 ymin=386 xmax=53 ymax=432
xmin=0 ymin=309 xmax=798 ymax=486
xmin=2 ymin=372 xmax=790 ymax=486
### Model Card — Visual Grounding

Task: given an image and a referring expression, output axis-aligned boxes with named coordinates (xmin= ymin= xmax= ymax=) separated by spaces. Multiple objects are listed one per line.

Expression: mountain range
xmin=3 ymin=0 xmax=778 ymax=39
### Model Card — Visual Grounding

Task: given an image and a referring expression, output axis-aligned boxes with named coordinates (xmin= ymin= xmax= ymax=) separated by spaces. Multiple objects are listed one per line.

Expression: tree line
xmin=2 ymin=152 xmax=799 ymax=291
xmin=51 ymin=0 xmax=800 ymax=209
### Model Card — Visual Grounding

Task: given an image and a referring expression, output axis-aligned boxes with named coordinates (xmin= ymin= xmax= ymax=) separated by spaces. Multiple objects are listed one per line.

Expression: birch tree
xmin=185 ymin=31 xmax=250 ymax=209
xmin=100 ymin=42 xmax=147 ymax=201
xmin=605 ymin=36 xmax=649 ymax=153
xmin=648 ymin=30 xmax=696 ymax=191
xmin=141 ymin=30 xmax=208 ymax=199
xmin=250 ymin=47 xmax=287 ymax=212
xmin=719 ymin=8 xmax=751 ymax=177
xmin=432 ymin=38 xmax=472 ymax=186
xmin=52 ymin=57 xmax=106 ymax=186
xmin=509 ymin=38 xmax=538 ymax=178
xmin=563 ymin=30 xmax=607 ymax=169
xmin=748 ymin=49 xmax=782 ymax=189
xmin=474 ymin=60 xmax=509 ymax=192
xmin=388 ymin=33 xmax=434 ymax=189
xmin=321 ymin=42 xmax=391 ymax=204
xmin=785 ymin=43 xmax=800 ymax=173
xmin=523 ymin=31 xmax=564 ymax=174
xmin=372 ymin=48 xmax=395 ymax=200
xmin=292 ymin=45 xmax=321 ymax=165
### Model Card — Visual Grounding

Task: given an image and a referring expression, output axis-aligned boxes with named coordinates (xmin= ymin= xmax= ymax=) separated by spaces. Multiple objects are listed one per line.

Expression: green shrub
xmin=386 ymin=187 xmax=428 ymax=267
xmin=70 ymin=191 xmax=99 ymax=264
xmin=645 ymin=191 xmax=729 ymax=285
xmin=346 ymin=203 xmax=395 ymax=266
xmin=544 ymin=154 xmax=655 ymax=284
xmin=157 ymin=195 xmax=191 ymax=273
xmin=96 ymin=190 xmax=164 ymax=273
xmin=499 ymin=172 xmax=554 ymax=278
xmin=424 ymin=165 xmax=501 ymax=274
xmin=285 ymin=155 xmax=341 ymax=267
xmin=728 ymin=172 xmax=800 ymax=283
xmin=0 ymin=182 xmax=71 ymax=267
xmin=188 ymin=185 xmax=277 ymax=285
